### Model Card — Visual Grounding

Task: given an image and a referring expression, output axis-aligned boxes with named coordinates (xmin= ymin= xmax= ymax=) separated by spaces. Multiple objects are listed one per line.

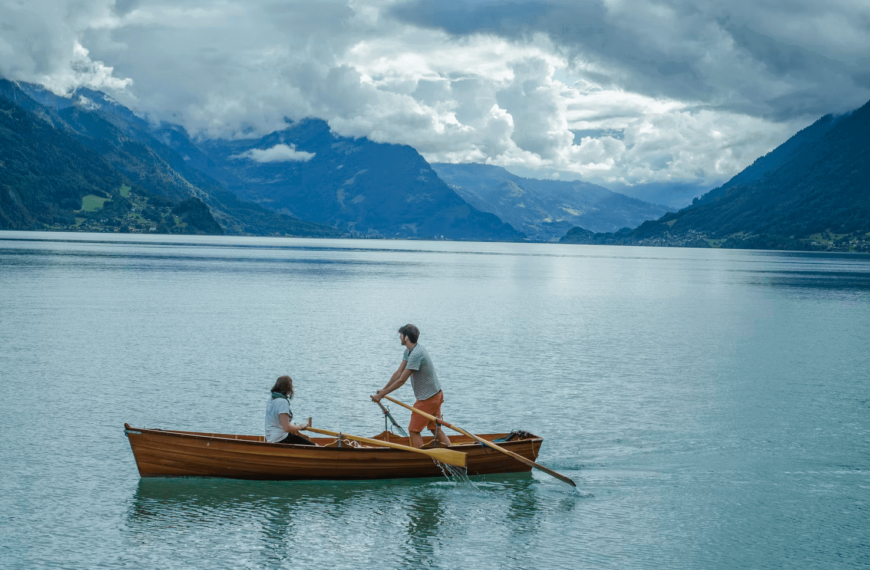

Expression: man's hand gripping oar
xmin=383 ymin=395 xmax=576 ymax=487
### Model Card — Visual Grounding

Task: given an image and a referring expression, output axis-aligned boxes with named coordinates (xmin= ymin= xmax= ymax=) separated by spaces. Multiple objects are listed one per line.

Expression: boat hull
xmin=125 ymin=425 xmax=543 ymax=481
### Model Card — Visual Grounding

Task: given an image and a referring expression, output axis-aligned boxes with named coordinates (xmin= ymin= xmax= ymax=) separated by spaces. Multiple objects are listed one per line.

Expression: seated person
xmin=266 ymin=375 xmax=316 ymax=446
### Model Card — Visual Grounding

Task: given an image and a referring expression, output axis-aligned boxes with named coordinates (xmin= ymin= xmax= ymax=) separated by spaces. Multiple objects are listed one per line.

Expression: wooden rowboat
xmin=124 ymin=423 xmax=543 ymax=480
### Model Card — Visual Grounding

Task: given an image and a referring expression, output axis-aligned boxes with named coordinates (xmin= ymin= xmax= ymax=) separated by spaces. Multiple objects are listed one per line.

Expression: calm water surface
xmin=1 ymin=231 xmax=869 ymax=569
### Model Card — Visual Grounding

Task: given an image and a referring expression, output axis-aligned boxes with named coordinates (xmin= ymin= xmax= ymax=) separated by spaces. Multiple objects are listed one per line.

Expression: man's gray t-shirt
xmin=403 ymin=344 xmax=442 ymax=401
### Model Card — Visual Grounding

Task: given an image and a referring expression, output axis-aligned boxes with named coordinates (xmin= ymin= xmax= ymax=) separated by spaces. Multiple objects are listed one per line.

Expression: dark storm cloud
xmin=390 ymin=0 xmax=870 ymax=119
xmin=1 ymin=0 xmax=866 ymax=191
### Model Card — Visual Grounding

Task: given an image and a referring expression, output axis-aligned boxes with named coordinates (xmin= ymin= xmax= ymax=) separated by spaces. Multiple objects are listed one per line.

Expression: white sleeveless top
xmin=264 ymin=397 xmax=291 ymax=443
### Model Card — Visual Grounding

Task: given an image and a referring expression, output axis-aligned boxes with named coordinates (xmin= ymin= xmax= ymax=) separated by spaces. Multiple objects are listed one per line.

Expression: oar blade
xmin=426 ymin=448 xmax=467 ymax=468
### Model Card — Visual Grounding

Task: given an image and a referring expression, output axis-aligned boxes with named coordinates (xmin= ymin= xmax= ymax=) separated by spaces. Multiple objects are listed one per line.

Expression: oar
xmin=302 ymin=426 xmax=467 ymax=468
xmin=383 ymin=395 xmax=576 ymax=487
xmin=375 ymin=400 xmax=409 ymax=437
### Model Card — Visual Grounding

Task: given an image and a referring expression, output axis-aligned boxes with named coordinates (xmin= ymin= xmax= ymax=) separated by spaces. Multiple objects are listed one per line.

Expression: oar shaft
xmin=383 ymin=395 xmax=576 ymax=487
xmin=303 ymin=427 xmax=404 ymax=450
xmin=375 ymin=400 xmax=408 ymax=436
xmin=302 ymin=426 xmax=466 ymax=467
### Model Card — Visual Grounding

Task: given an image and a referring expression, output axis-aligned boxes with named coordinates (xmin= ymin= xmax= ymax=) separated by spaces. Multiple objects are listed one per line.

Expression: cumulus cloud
xmin=232 ymin=144 xmax=315 ymax=163
xmin=0 ymin=1 xmax=131 ymax=94
xmin=391 ymin=0 xmax=870 ymax=119
xmin=0 ymin=0 xmax=867 ymax=195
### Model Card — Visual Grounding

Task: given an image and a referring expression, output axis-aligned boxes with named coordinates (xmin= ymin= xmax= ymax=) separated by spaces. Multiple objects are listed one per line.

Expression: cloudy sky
xmin=2 ymin=0 xmax=869 ymax=193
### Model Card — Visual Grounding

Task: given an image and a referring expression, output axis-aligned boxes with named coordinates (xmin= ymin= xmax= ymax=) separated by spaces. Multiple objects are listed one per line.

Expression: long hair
xmin=271 ymin=375 xmax=294 ymax=399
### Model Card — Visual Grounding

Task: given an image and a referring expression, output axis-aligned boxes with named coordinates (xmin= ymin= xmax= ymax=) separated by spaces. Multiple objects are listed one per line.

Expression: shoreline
xmin=3 ymin=229 xmax=869 ymax=255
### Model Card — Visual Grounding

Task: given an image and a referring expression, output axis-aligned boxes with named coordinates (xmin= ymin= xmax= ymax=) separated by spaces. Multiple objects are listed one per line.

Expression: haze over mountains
xmin=605 ymin=181 xmax=710 ymax=210
xmin=561 ymin=98 xmax=870 ymax=252
xmin=432 ymin=163 xmax=670 ymax=241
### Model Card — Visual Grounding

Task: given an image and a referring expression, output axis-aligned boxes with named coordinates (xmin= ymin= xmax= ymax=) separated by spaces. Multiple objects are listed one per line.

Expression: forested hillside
xmin=0 ymin=96 xmax=122 ymax=229
xmin=562 ymin=99 xmax=870 ymax=252
xmin=8 ymin=81 xmax=339 ymax=237
xmin=0 ymin=92 xmax=227 ymax=234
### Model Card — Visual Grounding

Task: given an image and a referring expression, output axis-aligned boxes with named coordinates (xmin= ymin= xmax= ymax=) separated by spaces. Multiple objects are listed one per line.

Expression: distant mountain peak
xmin=185 ymin=120 xmax=524 ymax=240
xmin=432 ymin=162 xmax=670 ymax=241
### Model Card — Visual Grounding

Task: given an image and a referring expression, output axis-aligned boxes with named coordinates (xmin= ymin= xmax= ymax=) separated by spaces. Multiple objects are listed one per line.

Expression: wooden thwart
xmin=383 ymin=395 xmax=576 ymax=487
xmin=302 ymin=426 xmax=467 ymax=468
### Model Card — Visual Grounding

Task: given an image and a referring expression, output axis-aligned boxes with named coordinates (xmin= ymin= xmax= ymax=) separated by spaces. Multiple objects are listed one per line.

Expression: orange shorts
xmin=408 ymin=391 xmax=443 ymax=433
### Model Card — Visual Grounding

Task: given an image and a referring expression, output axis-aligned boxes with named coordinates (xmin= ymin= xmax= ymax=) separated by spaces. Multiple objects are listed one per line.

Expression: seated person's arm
xmin=279 ymin=413 xmax=311 ymax=434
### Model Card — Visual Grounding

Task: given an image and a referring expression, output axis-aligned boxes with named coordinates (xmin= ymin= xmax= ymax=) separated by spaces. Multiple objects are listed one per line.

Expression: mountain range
xmin=432 ymin=163 xmax=671 ymax=241
xmin=0 ymin=80 xmax=524 ymax=241
xmin=6 ymin=76 xmax=864 ymax=250
xmin=0 ymin=80 xmax=341 ymax=236
xmin=158 ymin=119 xmax=522 ymax=241
xmin=562 ymin=98 xmax=870 ymax=252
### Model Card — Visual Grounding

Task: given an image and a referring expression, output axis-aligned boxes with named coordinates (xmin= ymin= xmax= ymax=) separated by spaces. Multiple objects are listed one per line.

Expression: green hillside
xmin=562 ymin=99 xmax=870 ymax=252
xmin=3 ymin=80 xmax=340 ymax=238
xmin=0 ymin=95 xmax=124 ymax=229
xmin=0 ymin=85 xmax=222 ymax=235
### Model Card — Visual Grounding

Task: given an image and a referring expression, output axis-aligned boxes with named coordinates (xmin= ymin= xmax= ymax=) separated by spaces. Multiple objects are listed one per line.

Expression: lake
xmin=1 ymin=231 xmax=869 ymax=569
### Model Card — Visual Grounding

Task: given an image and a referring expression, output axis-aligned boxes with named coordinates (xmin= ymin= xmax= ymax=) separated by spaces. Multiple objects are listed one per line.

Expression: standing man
xmin=372 ymin=324 xmax=451 ymax=449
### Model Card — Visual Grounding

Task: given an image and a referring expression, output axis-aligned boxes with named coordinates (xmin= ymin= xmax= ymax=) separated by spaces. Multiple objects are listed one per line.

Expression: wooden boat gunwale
xmin=124 ymin=423 xmax=545 ymax=480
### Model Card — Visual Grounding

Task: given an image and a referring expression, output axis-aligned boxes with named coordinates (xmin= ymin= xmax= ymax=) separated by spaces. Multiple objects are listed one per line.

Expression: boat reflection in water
xmin=126 ymin=473 xmax=547 ymax=568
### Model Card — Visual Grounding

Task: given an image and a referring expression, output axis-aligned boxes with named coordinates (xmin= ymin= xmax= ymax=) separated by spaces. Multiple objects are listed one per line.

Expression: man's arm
xmin=389 ymin=361 xmax=407 ymax=385
xmin=378 ymin=361 xmax=407 ymax=393
xmin=372 ymin=364 xmax=412 ymax=402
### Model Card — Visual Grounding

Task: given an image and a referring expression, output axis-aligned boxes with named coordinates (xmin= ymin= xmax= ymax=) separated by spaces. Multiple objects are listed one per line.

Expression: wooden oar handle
xmin=305 ymin=426 xmax=341 ymax=438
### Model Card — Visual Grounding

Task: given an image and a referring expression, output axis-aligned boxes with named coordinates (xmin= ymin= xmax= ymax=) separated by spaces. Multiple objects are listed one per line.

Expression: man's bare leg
xmin=432 ymin=428 xmax=451 ymax=447
xmin=410 ymin=430 xmax=424 ymax=448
